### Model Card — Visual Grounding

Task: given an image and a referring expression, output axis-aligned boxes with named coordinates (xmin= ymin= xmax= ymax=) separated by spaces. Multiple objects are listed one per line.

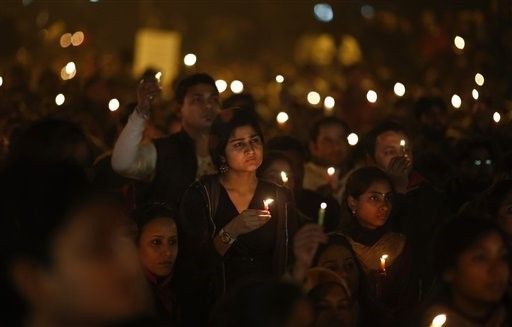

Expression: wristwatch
xmin=219 ymin=228 xmax=236 ymax=245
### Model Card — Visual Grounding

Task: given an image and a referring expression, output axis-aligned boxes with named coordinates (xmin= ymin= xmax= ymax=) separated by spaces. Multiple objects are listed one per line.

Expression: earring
xmin=351 ymin=209 xmax=357 ymax=216
xmin=219 ymin=158 xmax=229 ymax=174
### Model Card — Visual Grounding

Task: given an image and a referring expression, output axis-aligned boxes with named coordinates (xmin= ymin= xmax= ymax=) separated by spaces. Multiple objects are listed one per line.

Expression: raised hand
xmin=385 ymin=155 xmax=412 ymax=193
xmin=136 ymin=77 xmax=161 ymax=115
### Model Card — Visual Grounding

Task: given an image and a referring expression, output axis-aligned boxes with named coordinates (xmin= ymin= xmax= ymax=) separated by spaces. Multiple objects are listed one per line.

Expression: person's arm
xmin=111 ymin=110 xmax=156 ymax=182
xmin=111 ymin=78 xmax=161 ymax=181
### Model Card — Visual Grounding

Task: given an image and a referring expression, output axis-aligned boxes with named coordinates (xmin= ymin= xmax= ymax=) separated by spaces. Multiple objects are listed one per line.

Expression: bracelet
xmin=134 ymin=105 xmax=151 ymax=120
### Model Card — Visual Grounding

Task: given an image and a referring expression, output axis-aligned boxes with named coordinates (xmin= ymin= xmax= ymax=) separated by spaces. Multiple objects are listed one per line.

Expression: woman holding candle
xmin=176 ymin=108 xmax=297 ymax=325
xmin=421 ymin=215 xmax=510 ymax=326
xmin=340 ymin=166 xmax=418 ymax=324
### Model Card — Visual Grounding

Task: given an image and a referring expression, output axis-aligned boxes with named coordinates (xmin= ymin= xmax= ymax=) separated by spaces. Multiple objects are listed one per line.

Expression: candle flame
xmin=320 ymin=202 xmax=327 ymax=209
xmin=400 ymin=139 xmax=406 ymax=147
xmin=280 ymin=171 xmax=288 ymax=183
xmin=327 ymin=167 xmax=336 ymax=176
xmin=430 ymin=314 xmax=447 ymax=327
xmin=263 ymin=198 xmax=274 ymax=209
xmin=380 ymin=254 xmax=389 ymax=261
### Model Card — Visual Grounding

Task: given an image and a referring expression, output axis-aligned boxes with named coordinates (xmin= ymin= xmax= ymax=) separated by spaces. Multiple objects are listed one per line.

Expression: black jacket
xmin=143 ymin=131 xmax=197 ymax=207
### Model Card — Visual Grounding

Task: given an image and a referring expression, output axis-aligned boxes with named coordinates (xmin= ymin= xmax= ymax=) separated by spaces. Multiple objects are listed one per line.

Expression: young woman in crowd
xmin=133 ymin=203 xmax=179 ymax=325
xmin=177 ymin=107 xmax=298 ymax=324
xmin=340 ymin=166 xmax=418 ymax=324
xmin=422 ymin=215 xmax=510 ymax=326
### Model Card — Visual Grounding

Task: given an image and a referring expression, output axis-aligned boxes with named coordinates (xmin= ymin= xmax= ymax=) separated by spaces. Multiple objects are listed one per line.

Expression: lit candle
xmin=280 ymin=171 xmax=288 ymax=184
xmin=318 ymin=202 xmax=327 ymax=226
xmin=263 ymin=198 xmax=274 ymax=211
xmin=399 ymin=139 xmax=406 ymax=155
xmin=327 ymin=167 xmax=336 ymax=177
xmin=380 ymin=254 xmax=389 ymax=272
xmin=429 ymin=314 xmax=447 ymax=327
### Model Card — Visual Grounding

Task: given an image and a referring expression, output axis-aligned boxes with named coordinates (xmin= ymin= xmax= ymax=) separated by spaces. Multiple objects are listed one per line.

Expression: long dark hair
xmin=209 ymin=107 xmax=264 ymax=171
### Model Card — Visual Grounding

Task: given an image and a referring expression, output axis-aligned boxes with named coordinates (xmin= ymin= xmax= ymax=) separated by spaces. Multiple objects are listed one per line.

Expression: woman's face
xmin=348 ymin=180 xmax=392 ymax=229
xmin=497 ymin=191 xmax=512 ymax=238
xmin=316 ymin=245 xmax=360 ymax=298
xmin=314 ymin=284 xmax=358 ymax=327
xmin=262 ymin=159 xmax=295 ymax=190
xmin=224 ymin=125 xmax=263 ymax=173
xmin=26 ymin=203 xmax=150 ymax=324
xmin=445 ymin=231 xmax=509 ymax=305
xmin=138 ymin=217 xmax=178 ymax=278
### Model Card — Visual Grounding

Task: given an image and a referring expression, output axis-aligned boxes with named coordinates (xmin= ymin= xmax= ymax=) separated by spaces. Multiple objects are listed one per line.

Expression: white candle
xmin=380 ymin=254 xmax=389 ymax=272
xmin=263 ymin=198 xmax=274 ymax=211
xmin=318 ymin=202 xmax=327 ymax=226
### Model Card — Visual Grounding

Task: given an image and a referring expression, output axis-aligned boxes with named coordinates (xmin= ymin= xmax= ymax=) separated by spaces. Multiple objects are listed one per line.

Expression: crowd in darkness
xmin=0 ymin=71 xmax=511 ymax=327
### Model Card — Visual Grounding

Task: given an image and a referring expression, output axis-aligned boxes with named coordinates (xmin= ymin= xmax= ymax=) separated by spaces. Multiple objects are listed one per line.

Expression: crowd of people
xmin=1 ymin=71 xmax=511 ymax=327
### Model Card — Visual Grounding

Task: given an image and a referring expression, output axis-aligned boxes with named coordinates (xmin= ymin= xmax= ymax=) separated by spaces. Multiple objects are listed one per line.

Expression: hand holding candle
xmin=263 ymin=198 xmax=274 ymax=211
xmin=318 ymin=202 xmax=327 ymax=226
xmin=379 ymin=254 xmax=389 ymax=273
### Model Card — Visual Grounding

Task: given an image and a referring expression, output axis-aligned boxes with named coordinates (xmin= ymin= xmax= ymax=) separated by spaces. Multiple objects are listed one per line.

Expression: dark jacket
xmin=175 ymin=175 xmax=298 ymax=325
xmin=144 ymin=131 xmax=197 ymax=207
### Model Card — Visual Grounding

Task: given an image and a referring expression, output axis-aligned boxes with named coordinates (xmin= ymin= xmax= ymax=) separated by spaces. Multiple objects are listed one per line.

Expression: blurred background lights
xmin=65 ymin=61 xmax=76 ymax=75
xmin=230 ymin=80 xmax=244 ymax=94
xmin=324 ymin=96 xmax=335 ymax=109
xmin=393 ymin=82 xmax=406 ymax=97
xmin=451 ymin=94 xmax=462 ymax=108
xmin=60 ymin=33 xmax=72 ymax=48
xmin=71 ymin=31 xmax=84 ymax=46
xmin=347 ymin=133 xmax=359 ymax=146
xmin=276 ymin=111 xmax=289 ymax=124
xmin=55 ymin=93 xmax=65 ymax=106
xmin=275 ymin=74 xmax=284 ymax=83
xmin=108 ymin=98 xmax=120 ymax=112
xmin=361 ymin=5 xmax=375 ymax=19
xmin=183 ymin=53 xmax=197 ymax=66
xmin=475 ymin=73 xmax=485 ymax=86
xmin=307 ymin=91 xmax=321 ymax=105
xmin=215 ymin=79 xmax=228 ymax=93
xmin=366 ymin=90 xmax=377 ymax=103
xmin=314 ymin=3 xmax=334 ymax=22
xmin=454 ymin=36 xmax=465 ymax=50
xmin=472 ymin=89 xmax=479 ymax=100
xmin=493 ymin=112 xmax=501 ymax=123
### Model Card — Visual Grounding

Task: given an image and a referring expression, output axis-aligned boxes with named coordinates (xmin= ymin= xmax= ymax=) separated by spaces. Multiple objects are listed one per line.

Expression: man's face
xmin=180 ymin=83 xmax=220 ymax=132
xmin=309 ymin=124 xmax=348 ymax=166
xmin=373 ymin=131 xmax=413 ymax=170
